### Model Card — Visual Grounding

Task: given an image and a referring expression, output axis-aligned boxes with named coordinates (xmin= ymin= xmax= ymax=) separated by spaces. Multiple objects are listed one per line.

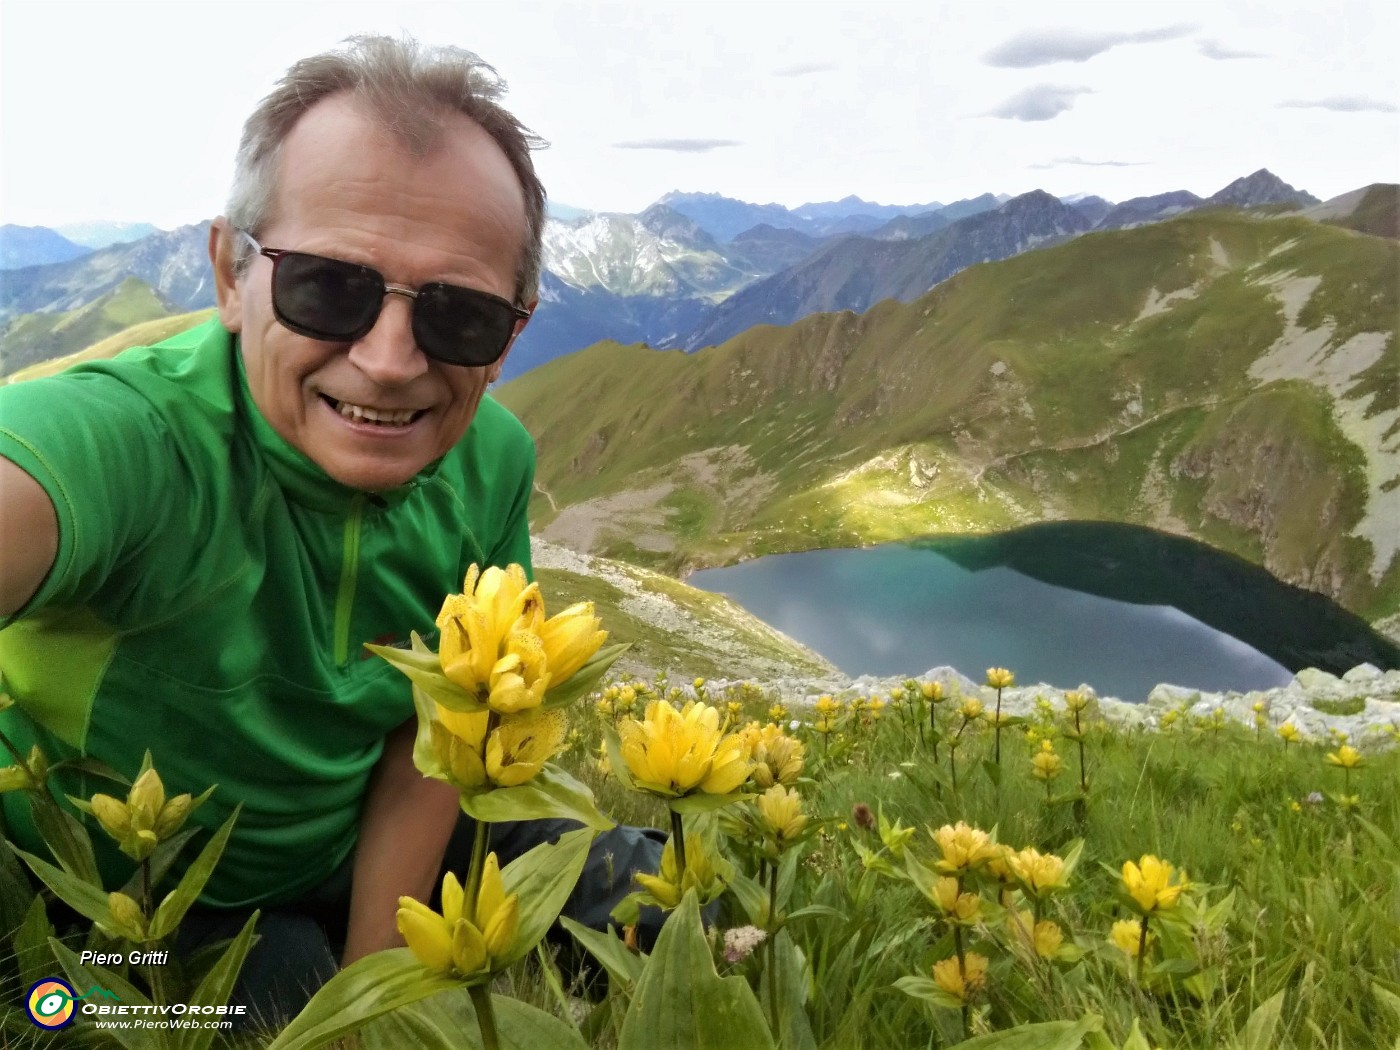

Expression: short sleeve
xmin=0 ymin=369 xmax=174 ymax=624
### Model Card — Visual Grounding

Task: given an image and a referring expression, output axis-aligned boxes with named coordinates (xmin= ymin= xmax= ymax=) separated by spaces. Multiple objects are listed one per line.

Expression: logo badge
xmin=26 ymin=978 xmax=77 ymax=1030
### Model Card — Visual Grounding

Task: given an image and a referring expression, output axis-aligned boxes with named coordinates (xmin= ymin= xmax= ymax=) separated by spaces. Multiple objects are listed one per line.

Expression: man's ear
xmin=488 ymin=299 xmax=536 ymax=384
xmin=209 ymin=217 xmax=244 ymax=334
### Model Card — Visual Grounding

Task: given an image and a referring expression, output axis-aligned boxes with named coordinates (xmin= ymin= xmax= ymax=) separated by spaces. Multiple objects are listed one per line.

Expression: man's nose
xmin=346 ymin=292 xmax=429 ymax=385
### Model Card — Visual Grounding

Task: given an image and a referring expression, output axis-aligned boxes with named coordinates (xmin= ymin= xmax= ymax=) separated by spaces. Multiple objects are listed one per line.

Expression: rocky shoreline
xmin=723 ymin=663 xmax=1400 ymax=748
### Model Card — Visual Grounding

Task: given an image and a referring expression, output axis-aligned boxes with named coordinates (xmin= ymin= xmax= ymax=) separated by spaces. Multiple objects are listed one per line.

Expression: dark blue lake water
xmin=687 ymin=523 xmax=1399 ymax=700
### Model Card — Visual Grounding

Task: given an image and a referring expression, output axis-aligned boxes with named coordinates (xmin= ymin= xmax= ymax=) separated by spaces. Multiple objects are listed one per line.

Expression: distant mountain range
xmin=495 ymin=207 xmax=1398 ymax=636
xmin=0 ymin=171 xmax=1380 ymax=383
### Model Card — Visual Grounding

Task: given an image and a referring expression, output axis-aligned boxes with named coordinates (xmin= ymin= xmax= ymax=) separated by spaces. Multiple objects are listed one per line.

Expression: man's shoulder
xmin=453 ymin=393 xmax=535 ymax=469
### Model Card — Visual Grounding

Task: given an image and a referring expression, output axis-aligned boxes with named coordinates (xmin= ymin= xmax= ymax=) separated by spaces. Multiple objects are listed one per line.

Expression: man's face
xmin=212 ymin=94 xmax=531 ymax=492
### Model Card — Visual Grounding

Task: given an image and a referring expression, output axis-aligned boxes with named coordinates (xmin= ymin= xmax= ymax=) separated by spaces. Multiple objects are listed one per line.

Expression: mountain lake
xmin=687 ymin=522 xmax=1400 ymax=700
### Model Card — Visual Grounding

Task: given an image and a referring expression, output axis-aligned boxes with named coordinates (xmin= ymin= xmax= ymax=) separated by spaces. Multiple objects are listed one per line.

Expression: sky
xmin=1 ymin=0 xmax=1396 ymax=230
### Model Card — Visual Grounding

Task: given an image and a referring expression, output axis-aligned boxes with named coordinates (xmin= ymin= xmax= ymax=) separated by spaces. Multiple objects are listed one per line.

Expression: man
xmin=0 ymin=35 xmax=657 ymax=1020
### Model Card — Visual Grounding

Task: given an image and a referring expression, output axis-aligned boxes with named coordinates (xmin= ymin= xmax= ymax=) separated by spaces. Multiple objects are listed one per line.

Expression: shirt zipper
xmin=334 ymin=495 xmax=365 ymax=666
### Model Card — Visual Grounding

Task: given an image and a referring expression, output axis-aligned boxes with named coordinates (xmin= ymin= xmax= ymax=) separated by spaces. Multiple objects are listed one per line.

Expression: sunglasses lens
xmin=413 ymin=284 xmax=517 ymax=367
xmin=273 ymin=253 xmax=383 ymax=339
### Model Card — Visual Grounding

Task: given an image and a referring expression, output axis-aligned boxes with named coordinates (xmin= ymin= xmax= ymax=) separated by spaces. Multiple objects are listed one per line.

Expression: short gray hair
xmin=226 ymin=34 xmax=547 ymax=305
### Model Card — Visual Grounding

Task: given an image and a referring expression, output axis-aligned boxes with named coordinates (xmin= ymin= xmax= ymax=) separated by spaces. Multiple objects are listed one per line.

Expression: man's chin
xmin=319 ymin=452 xmax=429 ymax=495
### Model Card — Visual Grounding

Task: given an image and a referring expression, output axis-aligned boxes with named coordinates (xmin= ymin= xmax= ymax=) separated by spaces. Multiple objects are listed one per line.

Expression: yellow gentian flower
xmin=1325 ymin=744 xmax=1363 ymax=769
xmin=1030 ymin=742 xmax=1063 ymax=782
xmin=1121 ymin=855 xmax=1188 ymax=913
xmin=82 ymin=765 xmax=199 ymax=862
xmin=749 ymin=725 xmax=805 ymax=788
xmin=985 ymin=667 xmax=1015 ymax=689
xmin=756 ymin=784 xmax=808 ymax=845
xmin=1111 ymin=918 xmax=1147 ymax=957
xmin=485 ymin=711 xmax=567 ymax=787
xmin=931 ymin=821 xmax=998 ymax=873
xmin=397 ymin=856 xmax=519 ymax=979
xmin=932 ymin=953 xmax=989 ymax=1001
xmin=634 ymin=834 xmax=728 ymax=909
xmin=539 ymin=602 xmax=607 ymax=684
xmin=618 ymin=700 xmax=753 ymax=797
xmin=1278 ymin=723 xmax=1300 ymax=744
xmin=1009 ymin=847 xmax=1067 ymax=896
xmin=958 ymin=698 xmax=984 ymax=721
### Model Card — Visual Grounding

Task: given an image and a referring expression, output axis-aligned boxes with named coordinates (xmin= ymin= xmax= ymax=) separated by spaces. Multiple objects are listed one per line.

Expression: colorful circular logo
xmin=26 ymin=978 xmax=77 ymax=1030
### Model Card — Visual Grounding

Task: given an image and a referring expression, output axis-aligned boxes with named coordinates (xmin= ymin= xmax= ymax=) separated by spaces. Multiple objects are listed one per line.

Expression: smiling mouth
xmin=323 ymin=396 xmax=426 ymax=428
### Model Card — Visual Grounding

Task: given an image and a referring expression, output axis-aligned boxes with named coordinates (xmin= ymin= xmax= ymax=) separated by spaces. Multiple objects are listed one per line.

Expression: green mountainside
xmin=0 ymin=277 xmax=174 ymax=378
xmin=496 ymin=211 xmax=1399 ymax=629
xmin=1 ymin=308 xmax=213 ymax=386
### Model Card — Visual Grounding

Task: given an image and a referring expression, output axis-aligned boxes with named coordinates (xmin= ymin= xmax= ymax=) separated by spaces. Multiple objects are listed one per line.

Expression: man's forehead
xmin=267 ymin=93 xmax=528 ymax=242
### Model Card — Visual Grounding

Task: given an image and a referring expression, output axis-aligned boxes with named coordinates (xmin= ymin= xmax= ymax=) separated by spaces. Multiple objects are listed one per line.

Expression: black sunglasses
xmin=239 ymin=231 xmax=529 ymax=367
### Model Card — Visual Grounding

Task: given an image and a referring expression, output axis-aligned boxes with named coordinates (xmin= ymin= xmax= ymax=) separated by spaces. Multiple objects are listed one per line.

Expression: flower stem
xmin=468 ymin=982 xmax=502 ymax=1050
xmin=1075 ymin=711 xmax=1087 ymax=793
xmin=670 ymin=808 xmax=687 ymax=882
xmin=1135 ymin=915 xmax=1150 ymax=984
xmin=766 ymin=863 xmax=780 ymax=1035
xmin=993 ymin=687 xmax=1003 ymax=765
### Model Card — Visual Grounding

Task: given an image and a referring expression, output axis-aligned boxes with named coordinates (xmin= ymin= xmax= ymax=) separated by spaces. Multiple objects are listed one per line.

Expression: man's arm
xmin=341 ymin=715 xmax=460 ymax=965
xmin=0 ymin=458 xmax=58 ymax=620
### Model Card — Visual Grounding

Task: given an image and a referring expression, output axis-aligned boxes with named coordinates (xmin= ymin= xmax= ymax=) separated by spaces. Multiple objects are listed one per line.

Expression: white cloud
xmin=1198 ymin=39 xmax=1267 ymax=60
xmin=982 ymin=24 xmax=1196 ymax=67
xmin=1030 ymin=156 xmax=1148 ymax=169
xmin=612 ymin=139 xmax=744 ymax=153
xmin=987 ymin=85 xmax=1094 ymax=122
xmin=1278 ymin=96 xmax=1398 ymax=113
xmin=773 ymin=62 xmax=838 ymax=78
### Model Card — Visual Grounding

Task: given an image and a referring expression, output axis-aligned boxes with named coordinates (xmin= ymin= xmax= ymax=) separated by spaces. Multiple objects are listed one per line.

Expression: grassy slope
xmin=498 ymin=211 xmax=1399 ymax=623
xmin=0 ymin=277 xmax=176 ymax=378
xmin=1 ymin=308 xmax=213 ymax=385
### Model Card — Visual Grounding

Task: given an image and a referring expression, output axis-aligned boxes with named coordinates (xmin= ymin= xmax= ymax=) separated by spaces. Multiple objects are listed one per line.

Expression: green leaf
xmin=50 ymin=755 xmax=130 ymax=788
xmin=538 ymin=643 xmax=631 ymax=711
xmin=618 ymin=892 xmax=775 ymax=1050
xmin=13 ymin=894 xmax=57 ymax=991
xmin=602 ymin=725 xmax=638 ymax=791
xmin=498 ymin=827 xmax=594 ymax=968
xmin=358 ymin=989 xmax=590 ymax=1050
xmin=726 ymin=869 xmax=769 ymax=927
xmin=0 ymin=824 xmax=34 ymax=934
xmin=894 ymin=975 xmax=964 ymax=1011
xmin=1238 ymin=990 xmax=1285 ymax=1050
xmin=1058 ymin=838 xmax=1086 ymax=882
xmin=264 ymin=949 xmax=464 ymax=1050
xmin=1204 ymin=888 xmax=1236 ymax=931
xmin=148 ymin=806 xmax=240 ymax=940
xmin=459 ymin=764 xmax=615 ymax=830
xmin=981 ymin=759 xmax=1003 ymax=787
xmin=1149 ymin=957 xmax=1198 ymax=977
xmin=1374 ymin=984 xmax=1400 ymax=1027
xmin=903 ymin=848 xmax=944 ymax=904
xmin=764 ymin=929 xmax=818 ymax=1050
xmin=944 ymin=1013 xmax=1104 ymax=1049
xmin=1121 ymin=1018 xmax=1153 ymax=1050
xmin=28 ymin=793 xmax=101 ymax=885
xmin=173 ymin=911 xmax=259 ymax=1050
xmin=50 ymin=937 xmax=152 ymax=1050
xmin=559 ymin=917 xmax=645 ymax=988
xmin=669 ymin=791 xmax=754 ymax=815
xmin=10 ymin=844 xmax=112 ymax=926
xmin=366 ymin=635 xmax=490 ymax=714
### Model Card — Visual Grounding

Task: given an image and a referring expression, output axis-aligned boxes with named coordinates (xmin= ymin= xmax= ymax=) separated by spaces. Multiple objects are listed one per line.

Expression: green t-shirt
xmin=0 ymin=319 xmax=534 ymax=907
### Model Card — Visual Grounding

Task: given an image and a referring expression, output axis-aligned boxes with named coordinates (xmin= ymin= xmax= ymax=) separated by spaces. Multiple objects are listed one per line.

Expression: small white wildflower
xmin=723 ymin=925 xmax=768 ymax=963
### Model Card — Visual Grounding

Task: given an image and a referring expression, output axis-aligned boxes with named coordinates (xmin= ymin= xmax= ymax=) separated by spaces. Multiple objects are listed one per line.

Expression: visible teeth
xmin=334 ymin=400 xmax=416 ymax=427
